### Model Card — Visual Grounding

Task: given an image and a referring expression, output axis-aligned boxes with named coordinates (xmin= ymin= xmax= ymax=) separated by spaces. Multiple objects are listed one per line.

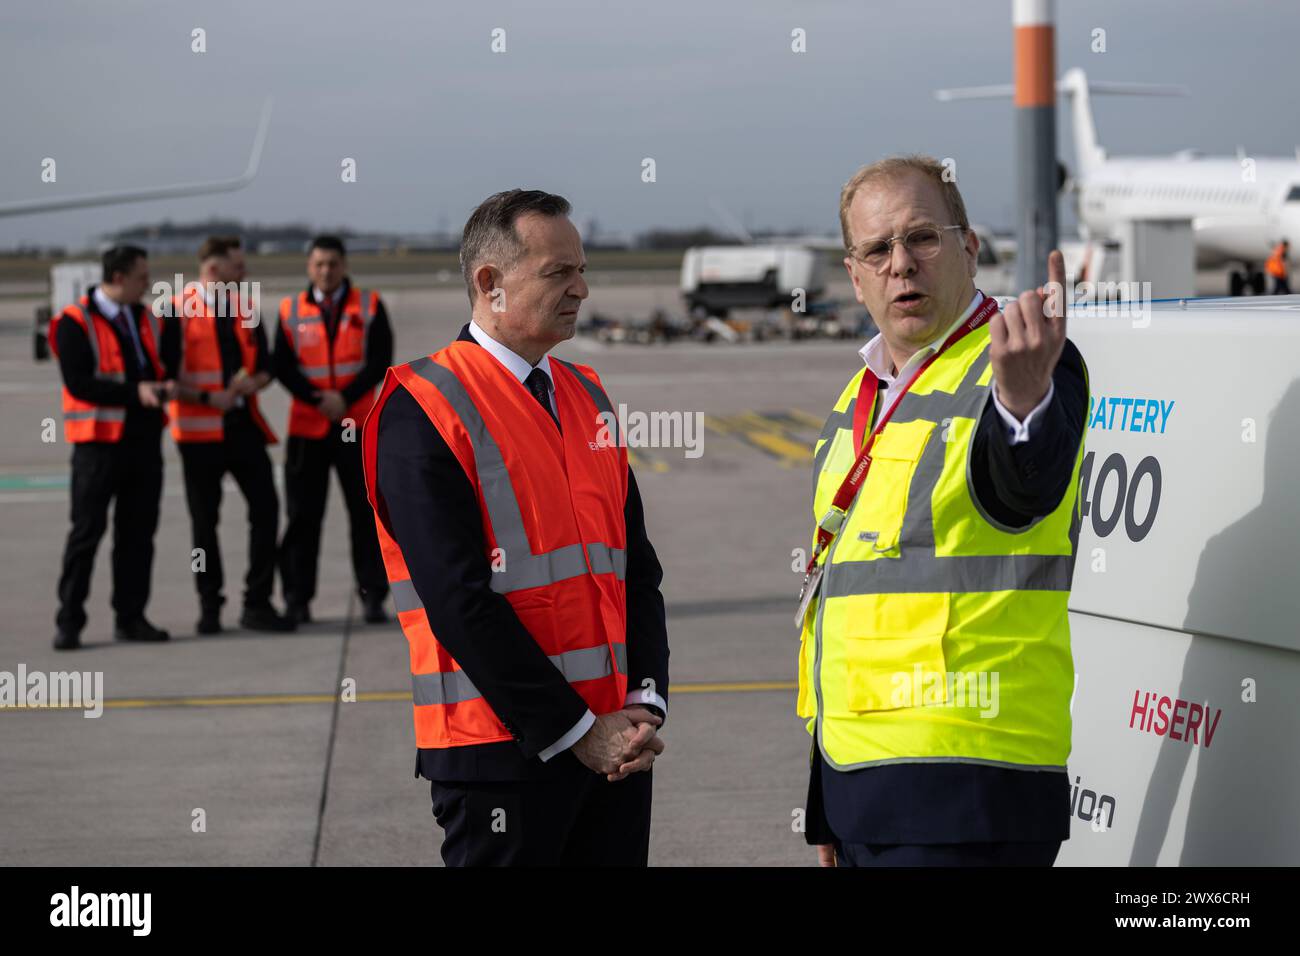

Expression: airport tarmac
xmin=0 ymin=273 xmax=869 ymax=867
xmin=0 ymin=267 xmax=1269 ymax=866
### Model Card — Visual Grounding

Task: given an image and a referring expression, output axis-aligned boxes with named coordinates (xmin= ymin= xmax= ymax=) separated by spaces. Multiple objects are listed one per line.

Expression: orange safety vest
xmin=48 ymin=295 xmax=166 ymax=443
xmin=278 ymin=287 xmax=379 ymax=438
xmin=361 ymin=342 xmax=629 ymax=749
xmin=167 ymin=287 xmax=277 ymax=444
xmin=1266 ymin=243 xmax=1288 ymax=279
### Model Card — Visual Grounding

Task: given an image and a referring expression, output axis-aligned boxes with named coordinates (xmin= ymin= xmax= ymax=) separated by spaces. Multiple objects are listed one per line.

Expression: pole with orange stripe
xmin=1014 ymin=0 xmax=1058 ymax=290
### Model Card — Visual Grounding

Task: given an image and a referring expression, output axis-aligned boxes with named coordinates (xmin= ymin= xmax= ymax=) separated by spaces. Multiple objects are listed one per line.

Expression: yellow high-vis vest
xmin=797 ymin=321 xmax=1088 ymax=772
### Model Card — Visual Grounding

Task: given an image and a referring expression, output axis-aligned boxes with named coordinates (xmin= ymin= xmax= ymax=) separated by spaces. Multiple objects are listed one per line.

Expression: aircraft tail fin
xmin=935 ymin=69 xmax=1186 ymax=179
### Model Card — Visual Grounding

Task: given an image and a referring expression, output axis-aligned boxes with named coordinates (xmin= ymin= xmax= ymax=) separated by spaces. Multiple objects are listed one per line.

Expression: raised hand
xmin=989 ymin=248 xmax=1067 ymax=420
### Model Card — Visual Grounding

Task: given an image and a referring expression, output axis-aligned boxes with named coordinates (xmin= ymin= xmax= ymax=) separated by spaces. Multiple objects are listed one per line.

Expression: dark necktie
xmin=110 ymin=307 xmax=145 ymax=375
xmin=524 ymin=368 xmax=560 ymax=429
xmin=318 ymin=294 xmax=337 ymax=336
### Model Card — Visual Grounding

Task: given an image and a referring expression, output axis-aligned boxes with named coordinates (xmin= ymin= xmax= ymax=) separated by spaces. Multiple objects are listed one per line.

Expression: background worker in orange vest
xmin=1266 ymin=239 xmax=1290 ymax=294
xmin=167 ymin=236 xmax=295 ymax=635
xmin=272 ymin=235 xmax=393 ymax=624
xmin=365 ymin=190 xmax=669 ymax=866
xmin=49 ymin=245 xmax=174 ymax=650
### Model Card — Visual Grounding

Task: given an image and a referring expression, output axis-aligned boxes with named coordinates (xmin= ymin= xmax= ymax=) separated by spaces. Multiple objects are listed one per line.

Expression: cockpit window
xmin=1287 ymin=185 xmax=1300 ymax=202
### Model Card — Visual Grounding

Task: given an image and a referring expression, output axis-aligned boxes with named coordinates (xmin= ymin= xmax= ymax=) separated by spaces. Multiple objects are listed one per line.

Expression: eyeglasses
xmin=848 ymin=224 xmax=966 ymax=273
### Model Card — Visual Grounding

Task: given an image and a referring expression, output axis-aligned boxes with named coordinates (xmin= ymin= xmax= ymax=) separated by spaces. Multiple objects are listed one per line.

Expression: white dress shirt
xmin=467 ymin=319 xmax=557 ymax=416
xmin=93 ymin=287 xmax=146 ymax=368
xmin=312 ymin=284 xmax=347 ymax=310
xmin=466 ymin=319 xmax=666 ymax=761
xmin=858 ymin=290 xmax=1054 ymax=442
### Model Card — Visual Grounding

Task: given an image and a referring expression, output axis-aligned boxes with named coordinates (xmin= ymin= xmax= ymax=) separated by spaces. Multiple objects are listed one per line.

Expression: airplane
xmin=0 ymin=99 xmax=272 ymax=219
xmin=937 ymin=68 xmax=1300 ymax=295
xmin=0 ymin=101 xmax=272 ymax=360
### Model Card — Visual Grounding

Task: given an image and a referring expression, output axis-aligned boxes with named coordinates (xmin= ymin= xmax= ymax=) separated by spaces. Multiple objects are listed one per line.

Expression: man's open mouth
xmin=893 ymin=291 xmax=926 ymax=305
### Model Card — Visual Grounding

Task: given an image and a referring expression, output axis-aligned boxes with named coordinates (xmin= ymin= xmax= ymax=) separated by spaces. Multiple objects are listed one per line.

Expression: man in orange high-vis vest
xmin=167 ymin=236 xmax=295 ymax=636
xmin=273 ymin=236 xmax=393 ymax=626
xmin=49 ymin=245 xmax=174 ymax=650
xmin=1266 ymin=239 xmax=1290 ymax=294
xmin=363 ymin=190 xmax=670 ymax=866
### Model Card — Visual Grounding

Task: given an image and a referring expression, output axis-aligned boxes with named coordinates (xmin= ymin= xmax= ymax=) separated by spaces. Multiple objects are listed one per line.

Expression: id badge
xmin=794 ymin=563 xmax=824 ymax=628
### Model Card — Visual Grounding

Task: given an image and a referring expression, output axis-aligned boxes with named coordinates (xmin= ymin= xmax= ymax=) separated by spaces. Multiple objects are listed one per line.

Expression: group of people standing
xmin=49 ymin=235 xmax=393 ymax=650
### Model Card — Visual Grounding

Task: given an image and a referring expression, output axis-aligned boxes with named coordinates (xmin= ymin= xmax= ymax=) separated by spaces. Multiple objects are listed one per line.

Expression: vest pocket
xmin=844 ymin=591 xmax=950 ymax=712
xmin=797 ymin=627 xmax=815 ymax=718
xmin=843 ymin=420 xmax=934 ymax=557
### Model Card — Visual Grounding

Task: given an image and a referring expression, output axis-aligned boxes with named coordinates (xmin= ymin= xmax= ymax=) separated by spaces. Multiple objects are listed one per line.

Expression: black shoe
xmin=287 ymin=603 xmax=312 ymax=625
xmin=196 ymin=607 xmax=222 ymax=635
xmin=115 ymin=618 xmax=171 ymax=642
xmin=240 ymin=604 xmax=297 ymax=632
xmin=53 ymin=630 xmax=81 ymax=651
xmin=361 ymin=593 xmax=388 ymax=624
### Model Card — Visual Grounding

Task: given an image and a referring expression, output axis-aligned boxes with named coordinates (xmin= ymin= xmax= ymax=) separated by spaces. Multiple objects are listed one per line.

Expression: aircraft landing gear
xmin=1229 ymin=264 xmax=1267 ymax=296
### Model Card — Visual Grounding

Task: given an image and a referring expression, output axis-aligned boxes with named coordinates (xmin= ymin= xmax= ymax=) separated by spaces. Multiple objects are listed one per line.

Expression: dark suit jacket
xmin=54 ymin=287 xmax=174 ymax=442
xmin=374 ymin=325 xmax=669 ymax=782
xmin=271 ymin=278 xmax=394 ymax=410
xmin=809 ymin=337 xmax=1089 ymax=845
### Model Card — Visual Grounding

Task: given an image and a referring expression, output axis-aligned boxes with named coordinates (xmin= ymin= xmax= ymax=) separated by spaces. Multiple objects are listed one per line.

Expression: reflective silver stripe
xmin=357 ymin=289 xmax=372 ymax=365
xmin=176 ymin=416 xmax=223 ymax=431
xmin=813 ymin=398 xmax=855 ymax=493
xmin=553 ymin=358 xmax=617 ymax=443
xmin=143 ymin=310 xmax=161 ymax=356
xmin=818 ymin=402 xmax=854 ymax=445
xmin=585 ymin=542 xmax=627 ymax=579
xmin=391 ymin=578 xmax=422 ymax=614
xmin=824 ymin=552 xmax=1076 ymax=597
xmin=64 ymin=408 xmax=126 ymax=422
xmin=77 ymin=304 xmax=101 ymax=371
xmin=404 ymin=358 xmax=627 ymax=593
xmin=551 ymin=642 xmax=627 ymax=682
xmin=392 ymin=543 xmax=615 ymax=612
xmin=297 ymin=365 xmax=335 ymax=379
xmin=411 ymin=643 xmax=627 ymax=707
xmin=286 ymin=295 xmax=301 ymax=353
xmin=490 ymin=542 xmax=589 ymax=594
xmin=411 ymin=669 xmax=482 ymax=706
xmin=409 ymin=356 xmax=586 ymax=594
xmin=333 ymin=360 xmax=364 ymax=376
xmin=95 ymin=372 xmax=127 ymax=383
xmin=890 ymin=386 xmax=988 ymax=425
xmin=180 ymin=370 xmax=224 ymax=386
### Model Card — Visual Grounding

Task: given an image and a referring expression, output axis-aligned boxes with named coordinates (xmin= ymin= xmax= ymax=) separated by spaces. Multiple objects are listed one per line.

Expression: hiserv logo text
xmin=1128 ymin=689 xmax=1221 ymax=747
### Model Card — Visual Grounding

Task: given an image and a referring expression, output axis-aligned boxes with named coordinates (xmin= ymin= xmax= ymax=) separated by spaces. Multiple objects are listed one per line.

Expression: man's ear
xmin=843 ymin=257 xmax=865 ymax=305
xmin=474 ymin=264 xmax=497 ymax=299
xmin=964 ymin=228 xmax=980 ymax=277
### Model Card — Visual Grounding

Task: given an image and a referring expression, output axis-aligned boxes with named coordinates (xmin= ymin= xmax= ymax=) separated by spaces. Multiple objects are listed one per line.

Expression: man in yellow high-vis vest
xmin=798 ymin=155 xmax=1088 ymax=867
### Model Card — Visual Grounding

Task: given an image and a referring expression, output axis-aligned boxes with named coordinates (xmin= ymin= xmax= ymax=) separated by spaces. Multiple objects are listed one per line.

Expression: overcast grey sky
xmin=2 ymin=0 xmax=1297 ymax=248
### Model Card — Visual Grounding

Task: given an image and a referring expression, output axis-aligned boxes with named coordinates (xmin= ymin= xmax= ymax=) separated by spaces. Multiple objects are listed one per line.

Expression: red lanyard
xmin=807 ymin=294 xmax=998 ymax=572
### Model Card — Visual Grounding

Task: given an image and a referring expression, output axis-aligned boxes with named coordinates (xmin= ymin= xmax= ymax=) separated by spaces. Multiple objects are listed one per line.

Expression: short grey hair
xmin=459 ymin=189 xmax=572 ymax=303
xmin=839 ymin=154 xmax=971 ymax=251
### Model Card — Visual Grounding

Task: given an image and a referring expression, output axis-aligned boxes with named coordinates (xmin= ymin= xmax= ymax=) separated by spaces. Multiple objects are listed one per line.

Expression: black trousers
xmin=429 ymin=761 xmax=653 ymax=866
xmin=278 ymin=429 xmax=387 ymax=607
xmin=835 ymin=840 xmax=1061 ymax=867
xmin=177 ymin=423 xmax=279 ymax=610
xmin=1272 ymin=275 xmax=1291 ymax=295
xmin=56 ymin=437 xmax=164 ymax=634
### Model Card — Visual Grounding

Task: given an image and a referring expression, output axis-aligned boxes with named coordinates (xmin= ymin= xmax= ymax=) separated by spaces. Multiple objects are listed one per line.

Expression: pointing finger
xmin=1045 ymin=250 xmax=1067 ymax=329
xmin=1000 ymin=299 xmax=1025 ymax=351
